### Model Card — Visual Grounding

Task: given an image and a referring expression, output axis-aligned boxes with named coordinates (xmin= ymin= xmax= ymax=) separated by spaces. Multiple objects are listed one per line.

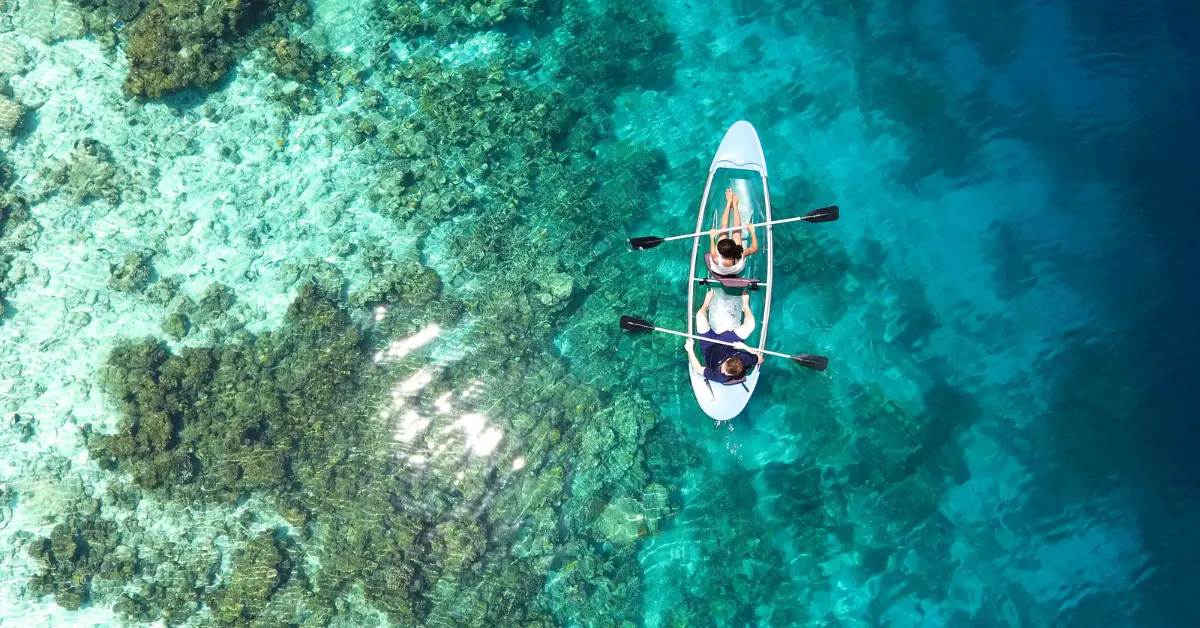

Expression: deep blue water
xmin=613 ymin=0 xmax=1200 ymax=624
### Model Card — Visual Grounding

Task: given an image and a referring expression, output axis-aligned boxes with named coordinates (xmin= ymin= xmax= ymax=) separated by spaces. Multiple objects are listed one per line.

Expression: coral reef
xmin=37 ymin=138 xmax=153 ymax=205
xmin=191 ymin=282 xmax=234 ymax=324
xmin=26 ymin=509 xmax=122 ymax=611
xmin=72 ymin=250 xmax=669 ymax=624
xmin=373 ymin=50 xmax=670 ymax=305
xmin=74 ymin=0 xmax=311 ymax=97
xmin=87 ymin=283 xmax=369 ymax=497
xmin=0 ymin=95 xmax=23 ymax=138
xmin=557 ymin=0 xmax=682 ymax=99
xmin=861 ymin=65 xmax=980 ymax=185
xmin=146 ymin=275 xmax=181 ymax=305
xmin=21 ymin=0 xmax=690 ymax=623
xmin=381 ymin=0 xmax=560 ymax=42
xmin=108 ymin=250 xmax=155 ymax=293
xmin=209 ymin=533 xmax=290 ymax=625
xmin=267 ymin=37 xmax=326 ymax=82
xmin=1 ymin=163 xmax=37 ymax=325
xmin=161 ymin=311 xmax=189 ymax=338
xmin=72 ymin=0 xmax=146 ymax=24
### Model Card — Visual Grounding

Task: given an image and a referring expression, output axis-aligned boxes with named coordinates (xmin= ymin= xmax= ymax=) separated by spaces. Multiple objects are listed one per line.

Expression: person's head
xmin=716 ymin=238 xmax=743 ymax=261
xmin=721 ymin=356 xmax=746 ymax=377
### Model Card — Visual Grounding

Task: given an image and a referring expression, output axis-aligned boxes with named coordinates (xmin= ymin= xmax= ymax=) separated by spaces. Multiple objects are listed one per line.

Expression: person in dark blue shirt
xmin=683 ymin=289 xmax=763 ymax=383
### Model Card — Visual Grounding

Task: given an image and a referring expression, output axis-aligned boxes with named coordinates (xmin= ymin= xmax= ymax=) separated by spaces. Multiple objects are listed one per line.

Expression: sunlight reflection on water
xmin=373 ymin=322 xmax=442 ymax=363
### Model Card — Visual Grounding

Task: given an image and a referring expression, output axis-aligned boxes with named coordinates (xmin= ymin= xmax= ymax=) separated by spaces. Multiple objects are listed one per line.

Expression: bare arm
xmin=733 ymin=341 xmax=764 ymax=358
xmin=730 ymin=195 xmax=744 ymax=246
xmin=743 ymin=223 xmax=759 ymax=256
xmin=720 ymin=189 xmax=733 ymax=233
xmin=683 ymin=340 xmax=705 ymax=375
xmin=711 ymin=192 xmax=733 ymax=256
xmin=727 ymin=192 xmax=759 ymax=255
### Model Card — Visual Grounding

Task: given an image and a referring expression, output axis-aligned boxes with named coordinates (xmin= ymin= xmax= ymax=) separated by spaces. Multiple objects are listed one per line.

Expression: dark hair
xmin=724 ymin=357 xmax=745 ymax=377
xmin=716 ymin=238 xmax=743 ymax=260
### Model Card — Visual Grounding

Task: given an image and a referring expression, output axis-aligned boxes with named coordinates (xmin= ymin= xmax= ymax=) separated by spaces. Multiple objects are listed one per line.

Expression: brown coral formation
xmin=75 ymin=0 xmax=308 ymax=97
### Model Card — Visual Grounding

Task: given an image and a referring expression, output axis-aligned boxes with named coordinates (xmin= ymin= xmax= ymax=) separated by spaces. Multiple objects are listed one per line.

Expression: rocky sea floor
xmin=2 ymin=0 xmax=1198 ymax=626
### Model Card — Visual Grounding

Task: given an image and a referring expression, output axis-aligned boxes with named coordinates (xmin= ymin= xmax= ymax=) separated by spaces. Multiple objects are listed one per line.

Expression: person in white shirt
xmin=707 ymin=188 xmax=759 ymax=278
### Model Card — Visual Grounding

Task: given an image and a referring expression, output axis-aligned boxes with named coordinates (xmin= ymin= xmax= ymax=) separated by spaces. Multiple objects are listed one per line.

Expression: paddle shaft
xmin=646 ymin=324 xmax=792 ymax=360
xmin=659 ymin=214 xmax=819 ymax=244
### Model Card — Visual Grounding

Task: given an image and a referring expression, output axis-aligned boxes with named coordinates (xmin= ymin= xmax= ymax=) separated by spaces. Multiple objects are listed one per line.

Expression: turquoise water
xmin=1 ymin=0 xmax=1197 ymax=625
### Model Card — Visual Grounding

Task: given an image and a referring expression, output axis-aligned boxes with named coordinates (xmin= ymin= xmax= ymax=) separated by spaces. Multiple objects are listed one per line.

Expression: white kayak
xmin=686 ymin=121 xmax=775 ymax=421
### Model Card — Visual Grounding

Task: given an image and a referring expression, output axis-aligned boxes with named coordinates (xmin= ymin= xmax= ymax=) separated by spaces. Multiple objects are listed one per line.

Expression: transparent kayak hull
xmin=686 ymin=121 xmax=774 ymax=421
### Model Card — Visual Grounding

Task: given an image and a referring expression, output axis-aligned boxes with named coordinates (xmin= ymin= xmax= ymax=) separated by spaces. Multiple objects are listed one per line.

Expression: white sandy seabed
xmin=0 ymin=0 xmax=466 ymax=623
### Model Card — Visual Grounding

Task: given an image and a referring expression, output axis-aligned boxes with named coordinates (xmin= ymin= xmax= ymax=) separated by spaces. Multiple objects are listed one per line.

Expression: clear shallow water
xmin=0 ymin=0 xmax=1197 ymax=625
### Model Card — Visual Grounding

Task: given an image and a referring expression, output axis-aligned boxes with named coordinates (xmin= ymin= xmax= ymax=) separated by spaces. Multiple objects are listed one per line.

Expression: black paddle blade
xmin=793 ymin=353 xmax=829 ymax=371
xmin=619 ymin=315 xmax=654 ymax=332
xmin=804 ymin=205 xmax=840 ymax=223
xmin=629 ymin=236 xmax=665 ymax=250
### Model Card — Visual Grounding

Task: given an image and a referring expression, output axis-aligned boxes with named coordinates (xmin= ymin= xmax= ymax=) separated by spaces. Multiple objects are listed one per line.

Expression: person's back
xmin=683 ymin=290 xmax=764 ymax=385
xmin=701 ymin=335 xmax=759 ymax=383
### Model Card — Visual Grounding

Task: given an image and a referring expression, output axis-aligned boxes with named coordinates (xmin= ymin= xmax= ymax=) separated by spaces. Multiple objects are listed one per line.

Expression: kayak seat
xmin=698 ymin=275 xmax=762 ymax=291
xmin=703 ymin=254 xmax=761 ymax=290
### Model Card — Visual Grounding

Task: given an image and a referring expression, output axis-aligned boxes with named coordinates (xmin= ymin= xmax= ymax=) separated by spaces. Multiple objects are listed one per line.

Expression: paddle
xmin=619 ymin=315 xmax=829 ymax=371
xmin=629 ymin=205 xmax=840 ymax=251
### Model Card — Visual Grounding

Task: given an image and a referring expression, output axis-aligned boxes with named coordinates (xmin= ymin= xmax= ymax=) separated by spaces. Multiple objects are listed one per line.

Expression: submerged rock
xmin=161 ymin=312 xmax=189 ymax=339
xmin=0 ymin=96 xmax=23 ymax=138
xmin=0 ymin=35 xmax=31 ymax=77
xmin=41 ymin=138 xmax=149 ymax=206
xmin=66 ymin=310 xmax=92 ymax=327
xmin=108 ymin=250 xmax=155 ymax=293
xmin=191 ymin=282 xmax=235 ymax=324
xmin=17 ymin=0 xmax=86 ymax=44
xmin=541 ymin=272 xmax=573 ymax=301
xmin=596 ymin=497 xmax=647 ymax=545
